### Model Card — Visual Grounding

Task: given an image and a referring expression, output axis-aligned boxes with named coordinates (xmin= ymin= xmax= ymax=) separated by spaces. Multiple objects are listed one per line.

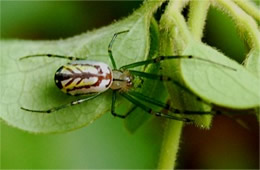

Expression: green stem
xmin=233 ymin=0 xmax=260 ymax=22
xmin=157 ymin=1 xmax=190 ymax=169
xmin=214 ymin=0 xmax=260 ymax=49
xmin=186 ymin=0 xmax=214 ymax=128
xmin=159 ymin=0 xmax=192 ymax=48
xmin=158 ymin=120 xmax=183 ymax=169
xmin=187 ymin=0 xmax=210 ymax=41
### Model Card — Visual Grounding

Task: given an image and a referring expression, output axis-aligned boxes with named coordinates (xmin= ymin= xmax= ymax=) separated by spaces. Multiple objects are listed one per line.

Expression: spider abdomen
xmin=55 ymin=60 xmax=113 ymax=95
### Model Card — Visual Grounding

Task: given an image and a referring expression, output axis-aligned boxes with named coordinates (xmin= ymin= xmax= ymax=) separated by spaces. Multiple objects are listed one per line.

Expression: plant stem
xmin=233 ymin=0 xmax=260 ymax=22
xmin=158 ymin=120 xmax=183 ymax=169
xmin=157 ymin=1 xmax=189 ymax=169
xmin=186 ymin=0 xmax=214 ymax=128
xmin=213 ymin=0 xmax=260 ymax=49
xmin=188 ymin=0 xmax=210 ymax=41
xmin=160 ymin=0 xmax=192 ymax=47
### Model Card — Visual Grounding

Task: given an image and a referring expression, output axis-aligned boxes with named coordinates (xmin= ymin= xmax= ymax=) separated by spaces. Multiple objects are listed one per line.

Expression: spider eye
xmin=125 ymin=77 xmax=132 ymax=85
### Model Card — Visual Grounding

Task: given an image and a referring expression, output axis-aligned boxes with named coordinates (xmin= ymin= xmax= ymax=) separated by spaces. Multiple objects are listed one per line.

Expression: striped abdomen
xmin=55 ymin=60 xmax=113 ymax=95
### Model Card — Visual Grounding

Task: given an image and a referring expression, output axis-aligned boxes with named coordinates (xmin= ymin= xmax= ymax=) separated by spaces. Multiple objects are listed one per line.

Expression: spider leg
xmin=20 ymin=93 xmax=101 ymax=114
xmin=120 ymin=55 xmax=236 ymax=71
xmin=120 ymin=93 xmax=193 ymax=122
xmin=111 ymin=91 xmax=125 ymax=118
xmin=128 ymin=91 xmax=214 ymax=115
xmin=108 ymin=30 xmax=129 ymax=69
xmin=110 ymin=91 xmax=138 ymax=118
xmin=20 ymin=54 xmax=85 ymax=61
xmin=129 ymin=70 xmax=206 ymax=101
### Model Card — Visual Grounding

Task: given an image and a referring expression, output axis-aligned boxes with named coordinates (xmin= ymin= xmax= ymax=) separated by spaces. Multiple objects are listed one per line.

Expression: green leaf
xmin=244 ymin=48 xmax=260 ymax=121
xmin=244 ymin=48 xmax=260 ymax=79
xmin=159 ymin=0 xmax=259 ymax=131
xmin=181 ymin=41 xmax=260 ymax=109
xmin=0 ymin=1 xmax=164 ymax=133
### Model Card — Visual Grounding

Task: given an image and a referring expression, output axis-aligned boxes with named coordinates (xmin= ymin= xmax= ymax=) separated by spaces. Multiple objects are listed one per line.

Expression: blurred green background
xmin=0 ymin=1 xmax=259 ymax=169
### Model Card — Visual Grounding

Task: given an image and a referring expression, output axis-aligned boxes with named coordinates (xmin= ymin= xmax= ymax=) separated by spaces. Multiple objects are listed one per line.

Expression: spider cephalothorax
xmin=110 ymin=70 xmax=133 ymax=92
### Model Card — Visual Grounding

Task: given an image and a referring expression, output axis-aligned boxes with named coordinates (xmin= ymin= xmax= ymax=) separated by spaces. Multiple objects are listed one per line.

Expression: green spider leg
xmin=120 ymin=93 xmax=192 ymax=122
xmin=127 ymin=91 xmax=214 ymax=115
xmin=20 ymin=30 xmax=130 ymax=67
xmin=128 ymin=70 xmax=212 ymax=106
xmin=110 ymin=89 xmax=216 ymax=122
xmin=111 ymin=91 xmax=138 ymax=118
xmin=120 ymin=55 xmax=236 ymax=71
xmin=129 ymin=70 xmax=194 ymax=95
xmin=108 ymin=30 xmax=129 ymax=69
xmin=20 ymin=93 xmax=101 ymax=113
xmin=107 ymin=31 xmax=235 ymax=120
xmin=108 ymin=30 xmax=208 ymax=121
xmin=107 ymin=32 xmax=235 ymax=120
xmin=19 ymin=53 xmax=85 ymax=61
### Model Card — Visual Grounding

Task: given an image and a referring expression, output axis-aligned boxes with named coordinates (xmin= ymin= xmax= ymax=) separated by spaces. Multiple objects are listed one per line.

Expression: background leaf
xmin=181 ymin=41 xmax=260 ymax=109
xmin=0 ymin=1 xmax=163 ymax=133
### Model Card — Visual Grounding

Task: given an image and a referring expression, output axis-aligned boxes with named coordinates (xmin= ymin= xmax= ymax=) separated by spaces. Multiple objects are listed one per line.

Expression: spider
xmin=20 ymin=30 xmax=235 ymax=122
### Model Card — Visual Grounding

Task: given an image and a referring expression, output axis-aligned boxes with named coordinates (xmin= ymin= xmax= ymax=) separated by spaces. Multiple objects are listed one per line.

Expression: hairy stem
xmin=157 ymin=1 xmax=189 ymax=169
xmin=158 ymin=120 xmax=183 ymax=169
xmin=188 ymin=0 xmax=210 ymax=40
xmin=213 ymin=0 xmax=260 ymax=48
xmin=162 ymin=0 xmax=192 ymax=46
xmin=233 ymin=0 xmax=260 ymax=22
